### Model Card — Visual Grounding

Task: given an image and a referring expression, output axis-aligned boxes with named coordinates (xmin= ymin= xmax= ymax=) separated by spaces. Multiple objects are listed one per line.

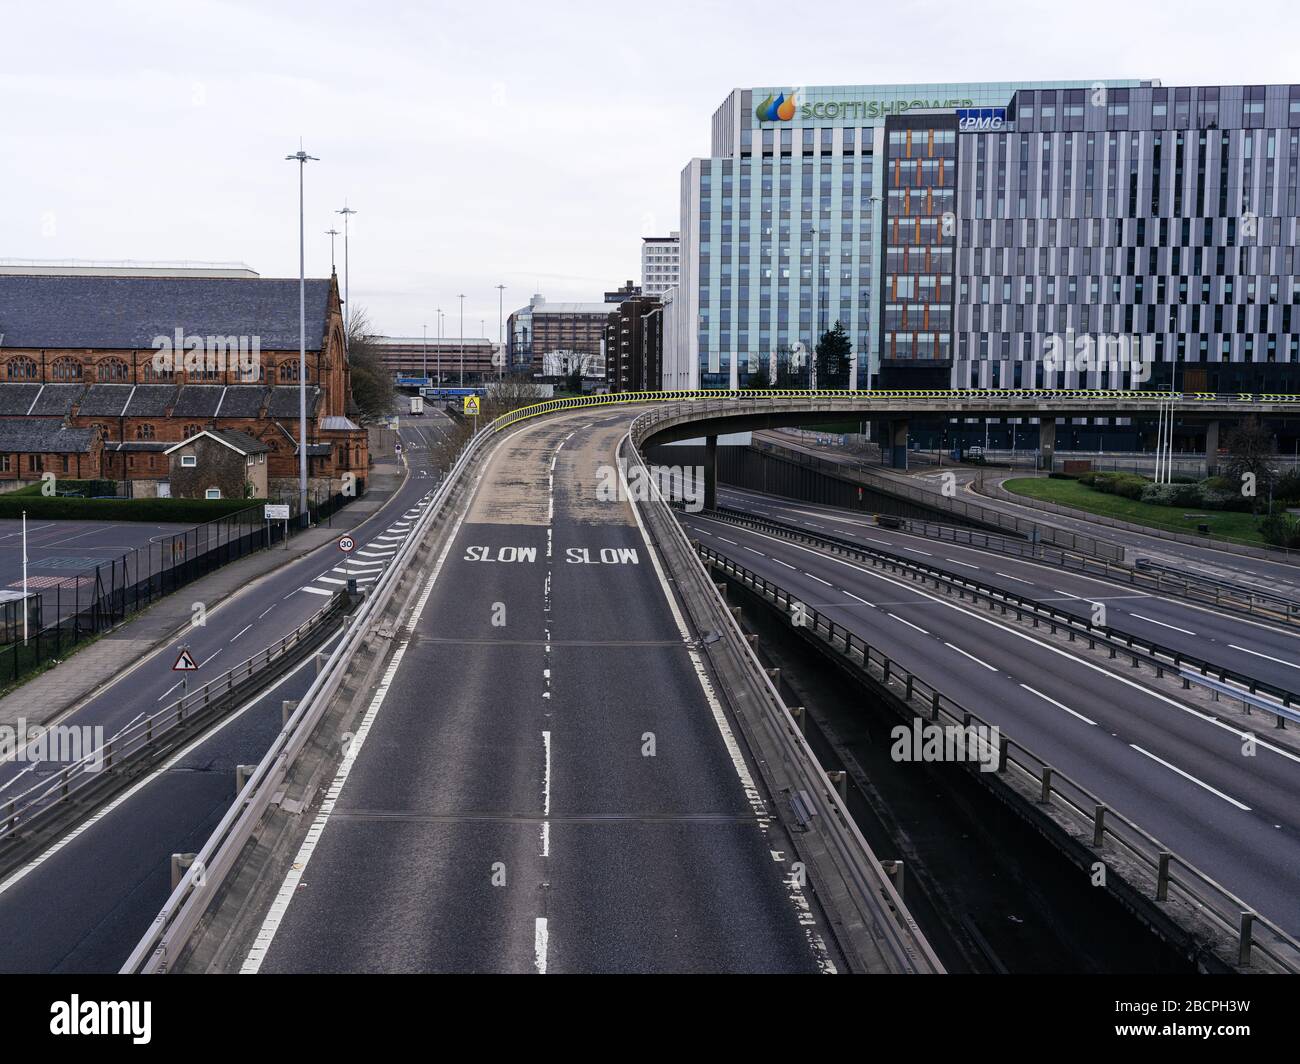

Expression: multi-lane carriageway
xmin=238 ymin=408 xmax=847 ymax=974
xmin=0 ymin=418 xmax=441 ymax=972
xmin=685 ymin=486 xmax=1300 ymax=938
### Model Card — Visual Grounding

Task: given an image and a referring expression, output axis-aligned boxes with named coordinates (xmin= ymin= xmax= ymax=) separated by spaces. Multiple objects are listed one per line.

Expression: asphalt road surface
xmin=679 ymin=501 xmax=1300 ymax=935
xmin=245 ymin=408 xmax=837 ymax=974
xmin=0 ymin=419 xmax=439 ymax=972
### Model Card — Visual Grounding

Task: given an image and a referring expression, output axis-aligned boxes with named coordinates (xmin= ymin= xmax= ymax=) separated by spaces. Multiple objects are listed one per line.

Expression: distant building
xmin=605 ymin=296 xmax=663 ymax=392
xmin=603 ymin=280 xmax=642 ymax=303
xmin=640 ymin=233 xmax=679 ymax=297
xmin=0 ymin=420 xmax=103 ymax=483
xmin=164 ymin=428 xmax=270 ymax=499
xmin=0 ymin=258 xmax=259 ymax=278
xmin=508 ymin=294 xmax=617 ymax=378
xmin=371 ymin=336 xmax=501 ymax=382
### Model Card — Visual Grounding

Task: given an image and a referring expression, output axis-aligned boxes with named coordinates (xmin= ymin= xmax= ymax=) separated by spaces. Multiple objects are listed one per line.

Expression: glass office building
xmin=669 ymin=80 xmax=1300 ymax=420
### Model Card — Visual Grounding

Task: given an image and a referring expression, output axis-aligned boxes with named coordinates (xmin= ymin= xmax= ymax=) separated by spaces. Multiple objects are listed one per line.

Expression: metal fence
xmin=697 ymin=543 xmax=1300 ymax=974
xmin=749 ymin=436 xmax=1128 ymax=563
xmin=0 ymin=488 xmax=357 ymax=686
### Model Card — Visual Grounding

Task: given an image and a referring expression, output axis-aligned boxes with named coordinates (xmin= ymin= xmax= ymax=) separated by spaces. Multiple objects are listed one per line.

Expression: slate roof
xmin=0 ymin=384 xmax=41 ymax=415
xmin=29 ymin=383 xmax=85 ymax=416
xmin=0 ymin=275 xmax=333 ymax=351
xmin=122 ymin=385 xmax=178 ymax=416
xmin=171 ymin=385 xmax=225 ymax=417
xmin=77 ymin=384 xmax=134 ymax=416
xmin=0 ymin=419 xmax=96 ymax=454
xmin=211 ymin=428 xmax=270 ymax=454
xmin=213 ymin=386 xmax=267 ymax=417
xmin=266 ymin=385 xmax=320 ymax=417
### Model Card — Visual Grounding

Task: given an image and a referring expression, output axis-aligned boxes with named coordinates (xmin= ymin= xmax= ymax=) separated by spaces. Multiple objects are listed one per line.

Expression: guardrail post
xmin=1238 ymin=912 xmax=1256 ymax=967
xmin=1092 ymin=804 xmax=1107 ymax=848
xmin=1039 ymin=767 xmax=1053 ymax=803
xmin=930 ymin=692 xmax=940 ymax=721
xmin=235 ymin=764 xmax=257 ymax=796
xmin=789 ymin=706 xmax=806 ymax=734
xmin=170 ymin=852 xmax=197 ymax=890
xmin=1156 ymin=851 xmax=1172 ymax=901
xmin=881 ymin=859 xmax=905 ymax=901
xmin=4 ymin=799 xmax=14 ymax=833
xmin=765 ymin=668 xmax=781 ymax=686
xmin=282 ymin=699 xmax=298 ymax=726
xmin=827 ymin=770 xmax=848 ymax=801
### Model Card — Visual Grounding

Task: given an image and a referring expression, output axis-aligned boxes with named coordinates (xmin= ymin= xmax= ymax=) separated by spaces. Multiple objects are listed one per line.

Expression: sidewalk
xmin=1 ymin=454 xmax=408 ymax=730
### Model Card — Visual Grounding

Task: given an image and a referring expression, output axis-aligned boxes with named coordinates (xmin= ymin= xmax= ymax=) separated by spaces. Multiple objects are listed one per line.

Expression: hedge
xmin=0 ymin=495 xmax=269 ymax=522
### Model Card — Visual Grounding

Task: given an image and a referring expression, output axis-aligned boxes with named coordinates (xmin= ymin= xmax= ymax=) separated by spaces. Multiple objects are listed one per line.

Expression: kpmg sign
xmin=956 ymin=106 xmax=1007 ymax=131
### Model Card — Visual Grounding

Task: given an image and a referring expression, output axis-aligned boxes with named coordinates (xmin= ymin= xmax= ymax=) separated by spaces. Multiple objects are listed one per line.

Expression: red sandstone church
xmin=0 ymin=271 xmax=369 ymax=496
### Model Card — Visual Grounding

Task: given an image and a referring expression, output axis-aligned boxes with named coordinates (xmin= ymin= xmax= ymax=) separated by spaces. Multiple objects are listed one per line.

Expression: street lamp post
xmin=807 ymin=225 xmax=821 ymax=391
xmin=325 ymin=227 xmax=339 ymax=271
xmin=495 ymin=283 xmax=506 ymax=379
xmin=336 ymin=203 xmax=357 ymax=335
xmin=458 ymin=294 xmax=466 ymax=386
xmin=422 ymin=323 xmax=428 ymax=382
xmin=286 ymin=146 xmax=318 ymax=526
xmin=436 ymin=308 xmax=443 ymax=385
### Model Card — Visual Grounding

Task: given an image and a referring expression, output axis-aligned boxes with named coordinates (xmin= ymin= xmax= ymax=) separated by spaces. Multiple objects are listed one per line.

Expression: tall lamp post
xmin=422 ymin=323 xmax=428 ymax=382
xmin=286 ymin=146 xmax=318 ymax=525
xmin=336 ymin=203 xmax=357 ymax=335
xmin=436 ymin=307 xmax=443 ymax=386
xmin=325 ymin=227 xmax=339 ymax=270
xmin=458 ymin=293 xmax=466 ymax=386
xmin=807 ymin=224 xmax=822 ymax=391
xmin=495 ymin=283 xmax=506 ymax=379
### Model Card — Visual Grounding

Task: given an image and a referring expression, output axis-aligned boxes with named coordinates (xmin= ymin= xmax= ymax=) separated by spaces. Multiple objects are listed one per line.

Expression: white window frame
xmin=205 ymin=487 xmax=221 ymax=500
xmin=181 ymin=454 xmax=197 ymax=468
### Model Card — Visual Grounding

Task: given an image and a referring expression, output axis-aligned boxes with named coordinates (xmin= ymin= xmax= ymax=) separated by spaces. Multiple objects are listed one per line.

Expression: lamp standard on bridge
xmin=495 ymin=283 xmax=506 ymax=379
xmin=458 ymin=293 xmax=466 ymax=386
xmin=286 ymin=145 xmax=318 ymax=526
xmin=335 ymin=203 xmax=357 ymax=335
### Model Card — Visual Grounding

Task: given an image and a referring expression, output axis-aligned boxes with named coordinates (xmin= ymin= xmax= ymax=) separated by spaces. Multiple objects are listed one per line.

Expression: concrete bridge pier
xmin=889 ymin=420 xmax=909 ymax=469
xmin=1039 ymin=418 xmax=1057 ymax=472
xmin=1205 ymin=420 xmax=1220 ymax=476
xmin=704 ymin=434 xmax=717 ymax=510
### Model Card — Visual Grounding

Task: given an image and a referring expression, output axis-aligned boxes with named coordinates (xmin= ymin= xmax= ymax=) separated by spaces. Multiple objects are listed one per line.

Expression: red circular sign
xmin=338 ymin=536 xmax=355 ymax=552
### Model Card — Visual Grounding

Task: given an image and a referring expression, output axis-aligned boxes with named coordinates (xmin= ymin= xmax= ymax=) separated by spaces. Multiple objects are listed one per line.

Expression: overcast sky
xmin=4 ymin=0 xmax=1297 ymax=338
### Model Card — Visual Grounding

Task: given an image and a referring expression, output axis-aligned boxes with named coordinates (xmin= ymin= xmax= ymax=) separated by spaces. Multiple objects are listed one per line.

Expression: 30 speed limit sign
xmin=338 ymin=535 xmax=356 ymax=553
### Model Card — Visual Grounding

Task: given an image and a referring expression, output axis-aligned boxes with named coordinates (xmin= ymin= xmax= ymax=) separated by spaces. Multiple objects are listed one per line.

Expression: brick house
xmin=0 ymin=272 xmax=368 ymax=496
xmin=164 ymin=428 xmax=270 ymax=500
xmin=0 ymin=420 xmax=102 ymax=487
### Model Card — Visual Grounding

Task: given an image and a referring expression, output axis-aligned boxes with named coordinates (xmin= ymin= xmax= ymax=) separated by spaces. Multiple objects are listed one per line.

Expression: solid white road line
xmin=1129 ymin=612 xmax=1197 ymax=636
xmin=944 ymin=642 xmax=998 ymax=671
xmin=1128 ymin=744 xmax=1252 ymax=811
xmin=1018 ymin=683 xmax=1097 ymax=725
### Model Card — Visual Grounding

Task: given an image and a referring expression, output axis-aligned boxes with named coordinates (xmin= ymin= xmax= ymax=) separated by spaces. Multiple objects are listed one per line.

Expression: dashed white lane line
xmin=258 ymin=605 xmax=276 ymax=619
xmin=1228 ymin=644 xmax=1300 ymax=670
xmin=1128 ymin=744 xmax=1252 ymax=811
xmin=1051 ymin=589 xmax=1081 ymax=599
xmin=1129 ymin=612 xmax=1197 ymax=636
xmin=534 ymin=918 xmax=549 ymax=974
xmin=946 ymin=558 xmax=980 ymax=569
xmin=903 ymin=547 xmax=933 ymax=557
xmin=229 ymin=624 xmax=252 ymax=643
xmin=996 ymin=572 xmax=1035 ymax=584
xmin=842 ymin=590 xmax=875 ymax=606
xmin=804 ymin=573 xmax=833 ymax=586
xmin=944 ymin=642 xmax=997 ymax=671
xmin=1018 ymin=683 xmax=1097 ymax=725
xmin=695 ymin=529 xmax=713 ymax=536
xmin=743 ymin=546 xmax=764 ymax=555
xmin=887 ymin=613 xmax=929 ymax=635
xmin=773 ymin=558 xmax=797 ymax=570
xmin=718 ymin=536 xmax=738 ymax=545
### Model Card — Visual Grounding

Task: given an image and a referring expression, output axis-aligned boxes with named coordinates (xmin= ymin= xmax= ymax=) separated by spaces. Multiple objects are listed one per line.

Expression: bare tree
xmin=345 ymin=306 xmax=395 ymax=422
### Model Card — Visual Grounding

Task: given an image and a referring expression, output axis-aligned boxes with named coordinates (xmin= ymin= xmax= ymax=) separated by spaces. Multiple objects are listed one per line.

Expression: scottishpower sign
xmin=756 ymin=93 xmax=975 ymax=122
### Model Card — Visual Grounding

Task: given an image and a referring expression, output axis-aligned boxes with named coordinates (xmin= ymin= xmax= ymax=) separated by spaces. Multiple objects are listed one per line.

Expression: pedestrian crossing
xmin=298 ymin=493 xmax=433 ymax=597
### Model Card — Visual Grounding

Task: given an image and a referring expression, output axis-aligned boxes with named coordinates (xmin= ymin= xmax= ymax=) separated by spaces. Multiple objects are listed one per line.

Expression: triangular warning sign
xmin=172 ymin=647 xmax=201 ymax=671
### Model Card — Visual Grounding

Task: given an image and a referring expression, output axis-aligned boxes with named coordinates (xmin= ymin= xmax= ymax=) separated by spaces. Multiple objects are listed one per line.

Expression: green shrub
xmin=0 ymin=495 xmax=267 ymax=522
xmin=1275 ymin=469 xmax=1300 ymax=505
xmin=1259 ymin=512 xmax=1300 ymax=549
xmin=1140 ymin=483 xmax=1203 ymax=507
